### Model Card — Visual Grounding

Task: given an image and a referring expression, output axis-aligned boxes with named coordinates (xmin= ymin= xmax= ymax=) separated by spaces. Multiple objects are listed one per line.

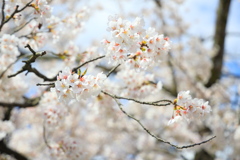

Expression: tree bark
xmin=194 ymin=149 xmax=215 ymax=160
xmin=0 ymin=140 xmax=28 ymax=160
xmin=205 ymin=0 xmax=231 ymax=87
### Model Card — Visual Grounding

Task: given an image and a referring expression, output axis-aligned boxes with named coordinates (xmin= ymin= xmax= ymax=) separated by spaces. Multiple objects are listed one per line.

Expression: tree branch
xmin=0 ymin=96 xmax=40 ymax=108
xmin=8 ymin=44 xmax=57 ymax=81
xmin=205 ymin=0 xmax=232 ymax=87
xmin=106 ymin=64 xmax=121 ymax=77
xmin=104 ymin=92 xmax=216 ymax=149
xmin=1 ymin=0 xmax=6 ymax=29
xmin=72 ymin=55 xmax=105 ymax=73
xmin=36 ymin=83 xmax=54 ymax=86
xmin=102 ymin=90 xmax=172 ymax=107
xmin=0 ymin=140 xmax=28 ymax=160
xmin=166 ymin=52 xmax=178 ymax=96
xmin=43 ymin=120 xmax=52 ymax=149
xmin=0 ymin=0 xmax=33 ymax=32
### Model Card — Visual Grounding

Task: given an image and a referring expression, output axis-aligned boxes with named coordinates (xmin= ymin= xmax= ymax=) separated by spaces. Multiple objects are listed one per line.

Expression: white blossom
xmin=102 ymin=15 xmax=171 ymax=70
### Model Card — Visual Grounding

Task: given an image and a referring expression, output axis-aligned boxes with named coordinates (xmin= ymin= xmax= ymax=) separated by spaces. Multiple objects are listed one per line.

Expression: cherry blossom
xmin=51 ymin=67 xmax=107 ymax=104
xmin=49 ymin=138 xmax=87 ymax=160
xmin=102 ymin=15 xmax=171 ymax=70
xmin=115 ymin=68 xmax=162 ymax=98
xmin=0 ymin=120 xmax=15 ymax=140
xmin=0 ymin=34 xmax=20 ymax=71
xmin=31 ymin=0 xmax=52 ymax=22
xmin=169 ymin=90 xmax=212 ymax=124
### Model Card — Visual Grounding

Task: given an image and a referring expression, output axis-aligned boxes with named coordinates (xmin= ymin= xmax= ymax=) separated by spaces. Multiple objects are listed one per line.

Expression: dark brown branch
xmin=205 ymin=0 xmax=232 ymax=87
xmin=3 ymin=108 xmax=13 ymax=120
xmin=167 ymin=52 xmax=178 ymax=96
xmin=9 ymin=54 xmax=106 ymax=83
xmin=8 ymin=44 xmax=57 ymax=81
xmin=25 ymin=43 xmax=36 ymax=55
xmin=0 ymin=140 xmax=28 ymax=160
xmin=37 ymin=83 xmax=54 ymax=86
xmin=1 ymin=0 xmax=6 ymax=29
xmin=17 ymin=0 xmax=33 ymax=12
xmin=154 ymin=0 xmax=162 ymax=8
xmin=105 ymin=92 xmax=216 ymax=149
xmin=0 ymin=97 xmax=40 ymax=108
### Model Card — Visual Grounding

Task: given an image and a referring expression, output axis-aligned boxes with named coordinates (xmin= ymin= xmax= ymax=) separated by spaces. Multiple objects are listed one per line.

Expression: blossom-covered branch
xmin=0 ymin=0 xmax=33 ymax=31
xmin=106 ymin=92 xmax=216 ymax=149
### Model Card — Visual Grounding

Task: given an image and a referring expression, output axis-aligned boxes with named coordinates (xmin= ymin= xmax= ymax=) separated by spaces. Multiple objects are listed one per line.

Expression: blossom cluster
xmin=63 ymin=6 xmax=89 ymax=31
xmin=46 ymin=6 xmax=89 ymax=34
xmin=0 ymin=120 xmax=15 ymax=140
xmin=0 ymin=34 xmax=20 ymax=71
xmin=4 ymin=0 xmax=52 ymax=25
xmin=116 ymin=69 xmax=162 ymax=98
xmin=0 ymin=75 xmax=28 ymax=105
xmin=39 ymin=91 xmax=68 ymax=128
xmin=168 ymin=90 xmax=212 ymax=125
xmin=51 ymin=67 xmax=107 ymax=105
xmin=49 ymin=138 xmax=86 ymax=160
xmin=102 ymin=15 xmax=171 ymax=70
xmin=31 ymin=0 xmax=52 ymax=21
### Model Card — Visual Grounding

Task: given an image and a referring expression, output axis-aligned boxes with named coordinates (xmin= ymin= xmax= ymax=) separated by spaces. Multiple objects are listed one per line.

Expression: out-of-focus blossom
xmin=0 ymin=121 xmax=15 ymax=140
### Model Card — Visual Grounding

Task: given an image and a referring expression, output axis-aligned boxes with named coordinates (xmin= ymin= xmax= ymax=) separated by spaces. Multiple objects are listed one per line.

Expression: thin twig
xmin=167 ymin=52 xmax=178 ymax=96
xmin=106 ymin=64 xmax=121 ymax=77
xmin=102 ymin=90 xmax=172 ymax=106
xmin=151 ymin=99 xmax=174 ymax=104
xmin=25 ymin=43 xmax=37 ymax=55
xmin=72 ymin=55 xmax=105 ymax=73
xmin=105 ymin=93 xmax=216 ymax=149
xmin=17 ymin=0 xmax=33 ymax=12
xmin=43 ymin=120 xmax=51 ymax=149
xmin=37 ymin=83 xmax=54 ymax=86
